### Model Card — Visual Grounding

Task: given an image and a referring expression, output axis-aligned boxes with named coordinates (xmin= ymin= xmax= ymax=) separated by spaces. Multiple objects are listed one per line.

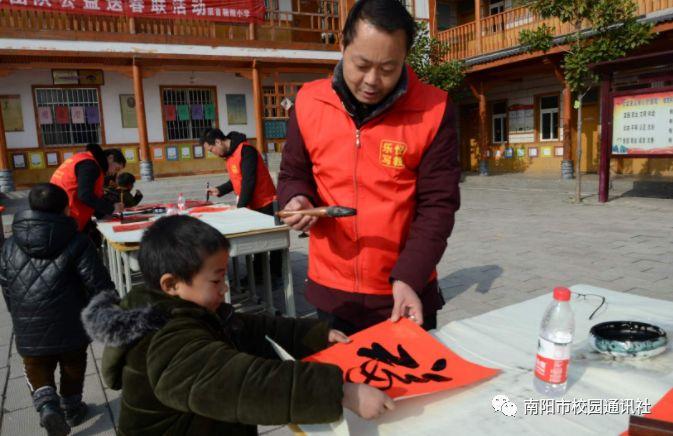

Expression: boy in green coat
xmin=83 ymin=215 xmax=393 ymax=435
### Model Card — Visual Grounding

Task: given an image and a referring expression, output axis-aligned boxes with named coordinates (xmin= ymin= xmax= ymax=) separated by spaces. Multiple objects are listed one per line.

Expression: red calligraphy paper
xmin=622 ymin=388 xmax=673 ymax=435
xmin=55 ymin=106 xmax=70 ymax=124
xmin=164 ymin=105 xmax=177 ymax=121
xmin=113 ymin=221 xmax=154 ymax=232
xmin=188 ymin=205 xmax=232 ymax=214
xmin=304 ymin=318 xmax=499 ymax=399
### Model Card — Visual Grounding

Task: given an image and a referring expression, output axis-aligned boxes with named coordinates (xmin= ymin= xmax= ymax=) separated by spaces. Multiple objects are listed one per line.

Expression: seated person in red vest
xmin=277 ymin=0 xmax=461 ymax=335
xmin=51 ymin=143 xmax=127 ymax=233
xmin=200 ymin=128 xmax=282 ymax=285
xmin=104 ymin=172 xmax=144 ymax=208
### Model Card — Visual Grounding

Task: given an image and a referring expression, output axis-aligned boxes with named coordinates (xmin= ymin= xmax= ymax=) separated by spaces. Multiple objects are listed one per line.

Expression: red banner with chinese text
xmin=0 ymin=0 xmax=266 ymax=23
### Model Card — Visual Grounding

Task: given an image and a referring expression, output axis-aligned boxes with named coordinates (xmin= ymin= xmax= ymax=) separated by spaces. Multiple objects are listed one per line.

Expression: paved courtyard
xmin=0 ymin=164 xmax=672 ymax=435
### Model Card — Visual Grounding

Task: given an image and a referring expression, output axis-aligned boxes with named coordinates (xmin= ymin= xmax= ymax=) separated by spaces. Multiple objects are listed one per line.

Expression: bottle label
xmin=535 ymin=337 xmax=570 ymax=384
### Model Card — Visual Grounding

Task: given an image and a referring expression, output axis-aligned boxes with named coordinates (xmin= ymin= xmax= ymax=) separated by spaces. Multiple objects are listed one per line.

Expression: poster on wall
xmin=29 ymin=152 xmax=45 ymax=169
xmin=123 ymin=147 xmax=138 ymax=163
xmin=226 ymin=94 xmax=247 ymax=125
xmin=507 ymin=104 xmax=535 ymax=143
xmin=12 ymin=153 xmax=26 ymax=169
xmin=612 ymin=91 xmax=673 ymax=155
xmin=166 ymin=146 xmax=179 ymax=161
xmin=46 ymin=152 xmax=59 ymax=167
xmin=0 ymin=95 xmax=24 ymax=132
xmin=119 ymin=95 xmax=138 ymax=128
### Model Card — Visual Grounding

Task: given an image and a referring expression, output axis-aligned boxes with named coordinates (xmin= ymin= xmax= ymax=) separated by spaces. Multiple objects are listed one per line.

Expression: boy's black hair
xmin=29 ymin=183 xmax=69 ymax=214
xmin=139 ymin=215 xmax=230 ymax=290
xmin=199 ymin=128 xmax=227 ymax=147
xmin=342 ymin=0 xmax=416 ymax=52
xmin=116 ymin=172 xmax=136 ymax=188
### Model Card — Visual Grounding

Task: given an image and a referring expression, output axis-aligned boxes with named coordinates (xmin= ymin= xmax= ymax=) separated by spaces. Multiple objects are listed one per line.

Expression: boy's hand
xmin=113 ymin=202 xmax=124 ymax=213
xmin=281 ymin=195 xmax=317 ymax=232
xmin=207 ymin=187 xmax=220 ymax=197
xmin=342 ymin=383 xmax=395 ymax=420
xmin=328 ymin=329 xmax=351 ymax=344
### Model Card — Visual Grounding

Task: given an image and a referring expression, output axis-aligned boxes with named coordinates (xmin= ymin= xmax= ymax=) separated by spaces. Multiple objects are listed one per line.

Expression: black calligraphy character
xmin=345 ymin=343 xmax=452 ymax=391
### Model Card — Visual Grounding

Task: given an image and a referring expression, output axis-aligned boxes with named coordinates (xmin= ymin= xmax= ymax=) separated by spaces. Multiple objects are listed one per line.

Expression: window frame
xmin=537 ymin=93 xmax=560 ymax=142
xmin=159 ymin=85 xmax=219 ymax=143
xmin=31 ymin=85 xmax=105 ymax=148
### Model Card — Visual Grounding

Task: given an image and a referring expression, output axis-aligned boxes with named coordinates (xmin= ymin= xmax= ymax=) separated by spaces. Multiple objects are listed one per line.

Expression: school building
xmin=0 ymin=0 xmax=435 ymax=191
xmin=435 ymin=0 xmax=673 ymax=182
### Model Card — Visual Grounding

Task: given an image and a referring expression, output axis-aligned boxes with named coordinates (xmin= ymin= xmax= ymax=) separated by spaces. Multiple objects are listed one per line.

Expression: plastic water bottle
xmin=177 ymin=192 xmax=186 ymax=212
xmin=534 ymin=287 xmax=575 ymax=397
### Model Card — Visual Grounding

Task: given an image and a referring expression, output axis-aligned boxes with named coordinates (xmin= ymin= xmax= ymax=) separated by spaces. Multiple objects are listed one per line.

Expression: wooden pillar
xmin=429 ymin=0 xmax=437 ymax=37
xmin=468 ymin=79 xmax=489 ymax=175
xmin=252 ymin=62 xmax=266 ymax=156
xmin=551 ymin=60 xmax=574 ymax=179
xmin=474 ymin=0 xmax=482 ymax=53
xmin=598 ymin=75 xmax=612 ymax=203
xmin=0 ymin=103 xmax=15 ymax=193
xmin=132 ymin=61 xmax=153 ymax=181
xmin=248 ymin=23 xmax=256 ymax=40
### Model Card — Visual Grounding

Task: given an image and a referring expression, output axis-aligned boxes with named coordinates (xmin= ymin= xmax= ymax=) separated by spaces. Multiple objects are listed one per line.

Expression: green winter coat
xmin=95 ymin=287 xmax=344 ymax=435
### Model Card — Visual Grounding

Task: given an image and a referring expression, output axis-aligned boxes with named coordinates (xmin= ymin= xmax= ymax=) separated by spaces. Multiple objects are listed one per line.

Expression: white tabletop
xmin=96 ymin=208 xmax=287 ymax=244
xmin=301 ymin=285 xmax=673 ymax=436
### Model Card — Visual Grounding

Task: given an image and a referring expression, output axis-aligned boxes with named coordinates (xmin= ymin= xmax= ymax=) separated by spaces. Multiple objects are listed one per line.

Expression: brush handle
xmin=275 ymin=207 xmax=328 ymax=218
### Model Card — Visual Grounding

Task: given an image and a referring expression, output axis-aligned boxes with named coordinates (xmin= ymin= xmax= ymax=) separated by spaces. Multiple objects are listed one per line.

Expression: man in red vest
xmin=278 ymin=0 xmax=461 ymax=334
xmin=201 ymin=128 xmax=281 ymax=281
xmin=51 ymin=143 xmax=126 ymax=232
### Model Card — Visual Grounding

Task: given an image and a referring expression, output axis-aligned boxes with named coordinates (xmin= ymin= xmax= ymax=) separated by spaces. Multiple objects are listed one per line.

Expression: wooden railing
xmin=0 ymin=1 xmax=342 ymax=47
xmin=438 ymin=0 xmax=673 ymax=61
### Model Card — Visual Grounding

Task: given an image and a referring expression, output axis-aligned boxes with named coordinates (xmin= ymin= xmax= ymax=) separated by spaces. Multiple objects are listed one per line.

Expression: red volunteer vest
xmin=50 ymin=151 xmax=104 ymax=231
xmin=295 ymin=68 xmax=447 ymax=295
xmin=226 ymin=142 xmax=276 ymax=210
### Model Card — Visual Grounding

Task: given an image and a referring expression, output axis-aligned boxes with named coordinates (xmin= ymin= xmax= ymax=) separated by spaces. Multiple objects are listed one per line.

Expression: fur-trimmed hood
xmin=81 ymin=290 xmax=168 ymax=348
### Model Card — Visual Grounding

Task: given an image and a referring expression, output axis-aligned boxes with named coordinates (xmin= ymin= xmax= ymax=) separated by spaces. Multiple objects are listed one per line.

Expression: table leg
xmin=224 ymin=275 xmax=232 ymax=304
xmin=231 ymin=256 xmax=240 ymax=294
xmin=114 ymin=249 xmax=125 ymax=296
xmin=107 ymin=243 xmax=118 ymax=291
xmin=281 ymin=248 xmax=296 ymax=317
xmin=261 ymin=252 xmax=275 ymax=315
xmin=245 ymin=255 xmax=258 ymax=303
xmin=122 ymin=251 xmax=132 ymax=296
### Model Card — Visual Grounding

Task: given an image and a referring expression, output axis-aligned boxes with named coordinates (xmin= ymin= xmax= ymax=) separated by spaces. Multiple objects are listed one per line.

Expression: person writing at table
xmin=277 ymin=0 xmax=461 ymax=335
xmin=51 ymin=143 xmax=126 ymax=234
xmin=200 ymin=128 xmax=282 ymax=285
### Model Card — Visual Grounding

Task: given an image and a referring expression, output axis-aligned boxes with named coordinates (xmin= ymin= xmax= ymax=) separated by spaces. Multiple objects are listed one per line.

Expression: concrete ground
xmin=0 ymin=159 xmax=672 ymax=435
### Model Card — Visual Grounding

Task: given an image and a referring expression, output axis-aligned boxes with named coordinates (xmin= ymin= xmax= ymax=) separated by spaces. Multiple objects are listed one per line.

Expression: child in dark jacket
xmin=103 ymin=172 xmax=143 ymax=208
xmin=82 ymin=215 xmax=394 ymax=436
xmin=0 ymin=183 xmax=116 ymax=436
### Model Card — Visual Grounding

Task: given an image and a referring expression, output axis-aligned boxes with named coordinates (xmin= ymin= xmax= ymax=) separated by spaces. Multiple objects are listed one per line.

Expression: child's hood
xmin=11 ymin=210 xmax=78 ymax=258
xmin=82 ymin=289 xmax=170 ymax=390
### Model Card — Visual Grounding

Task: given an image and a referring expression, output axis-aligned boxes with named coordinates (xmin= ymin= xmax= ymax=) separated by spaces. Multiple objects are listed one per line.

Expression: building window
xmin=539 ymin=95 xmax=559 ymax=141
xmin=161 ymin=87 xmax=217 ymax=141
xmin=492 ymin=101 xmax=507 ymax=144
xmin=489 ymin=0 xmax=505 ymax=15
xmin=34 ymin=87 xmax=101 ymax=146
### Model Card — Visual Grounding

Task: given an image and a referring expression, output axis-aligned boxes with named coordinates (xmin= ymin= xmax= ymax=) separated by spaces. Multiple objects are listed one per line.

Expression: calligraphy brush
xmin=276 ymin=206 xmax=356 ymax=219
xmin=206 ymin=181 xmax=210 ymax=202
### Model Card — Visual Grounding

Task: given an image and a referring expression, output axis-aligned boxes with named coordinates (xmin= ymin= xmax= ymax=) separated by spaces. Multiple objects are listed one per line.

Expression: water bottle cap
xmin=553 ymin=287 xmax=571 ymax=301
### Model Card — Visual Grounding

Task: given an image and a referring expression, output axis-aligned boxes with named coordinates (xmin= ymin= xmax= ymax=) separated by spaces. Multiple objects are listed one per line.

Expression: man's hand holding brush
xmin=280 ymin=195 xmax=318 ymax=232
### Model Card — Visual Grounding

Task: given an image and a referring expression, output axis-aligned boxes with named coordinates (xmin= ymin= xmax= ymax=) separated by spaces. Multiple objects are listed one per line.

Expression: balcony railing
xmin=438 ymin=0 xmax=673 ymax=61
xmin=0 ymin=1 xmax=341 ymax=48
